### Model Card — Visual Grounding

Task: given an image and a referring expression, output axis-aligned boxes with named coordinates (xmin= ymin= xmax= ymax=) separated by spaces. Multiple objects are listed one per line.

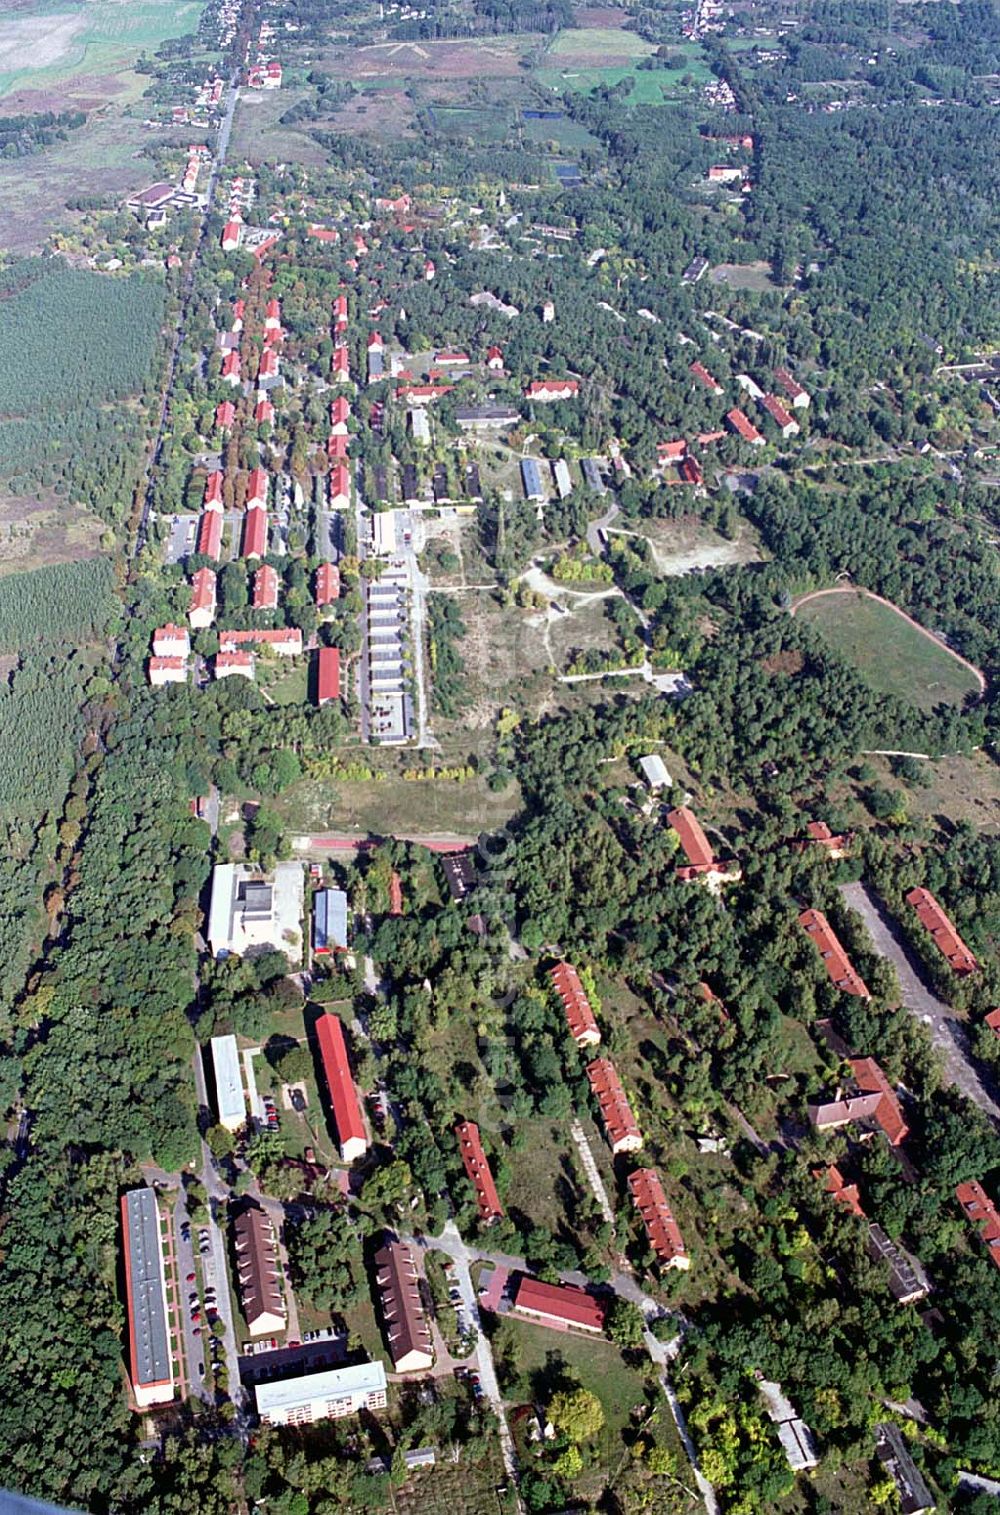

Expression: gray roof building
xmin=121 ymin=1188 xmax=174 ymax=1407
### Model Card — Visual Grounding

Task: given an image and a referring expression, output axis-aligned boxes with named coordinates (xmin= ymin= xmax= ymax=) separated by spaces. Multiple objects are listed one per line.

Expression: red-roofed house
xmin=222 ymin=351 xmax=241 ymax=385
xmin=329 ymin=464 xmax=351 ymax=510
xmin=809 ymin=1057 xmax=908 ymax=1146
xmin=389 ymin=872 xmax=403 ymax=916
xmin=774 ymin=368 xmax=810 ymax=409
xmin=726 ymin=407 xmax=764 ymax=446
xmin=332 ymin=346 xmax=350 ymax=383
xmin=264 ymin=298 xmax=281 ymax=330
xmin=315 ymin=1013 xmax=368 ymax=1161
xmin=333 ymin=294 xmax=348 ymax=322
xmin=761 ymin=394 xmax=800 ymax=438
xmin=814 ymin=1164 xmax=866 ymax=1218
xmin=586 ymin=1058 xmax=642 ymax=1154
xmin=215 ymin=400 xmax=236 ymax=431
xmin=259 ymin=348 xmax=279 ymax=381
xmin=308 ymin=225 xmax=339 ymax=243
xmin=512 ymin=1276 xmax=607 ymax=1334
xmin=398 ymin=383 xmax=453 ymax=405
xmin=197 ymin=510 xmax=223 ymax=561
xmin=252 ymin=563 xmax=279 ymax=611
xmin=455 ymin=1120 xmax=504 ymax=1225
xmin=246 ymin=467 xmax=268 ymax=509
xmin=435 ymin=350 xmax=470 ymax=367
xmin=315 ymin=562 xmax=340 ymax=607
xmin=956 ymin=1180 xmax=1000 ymax=1270
xmin=424 ymin=258 xmax=436 ymax=281
xmin=905 ymin=887 xmax=978 ymax=976
xmin=233 ymin=298 xmax=246 ymax=325
xmin=629 ymin=1169 xmax=689 ymax=1270
xmin=526 ymin=379 xmax=580 ymax=402
xmin=678 ymin=456 xmax=704 ymax=486
xmin=328 ymin=433 xmax=348 ymax=460
xmin=148 ymin=656 xmax=188 ymax=687
xmin=221 ymin=220 xmax=242 ymax=251
xmin=690 ymin=361 xmax=722 ymax=394
xmin=550 ymin=962 xmax=601 ymax=1048
xmin=486 ymin=345 xmax=504 ymax=370
xmin=658 ymin=440 xmax=687 ymax=463
xmin=241 ymin=506 xmax=267 ymax=560
xmin=803 ymin=821 xmax=848 ymax=857
xmin=985 ymin=1008 xmax=1000 ymax=1038
xmin=152 ymin=624 xmax=190 ymax=659
xmin=367 ymin=331 xmax=384 ymax=352
xmin=798 ymin=908 xmax=870 ymax=997
xmin=255 ymin=396 xmax=275 ymax=425
xmin=667 ymin=806 xmax=734 ymax=881
xmin=204 ymin=471 xmax=224 ymax=510
xmin=219 ymin=628 xmax=302 ymax=656
xmin=316 ymin=646 xmax=341 ymax=705
xmin=330 ymin=397 xmax=351 ymax=435
xmin=189 ymin=568 xmax=216 ymax=629
xmin=215 ymin=650 xmax=254 ymax=679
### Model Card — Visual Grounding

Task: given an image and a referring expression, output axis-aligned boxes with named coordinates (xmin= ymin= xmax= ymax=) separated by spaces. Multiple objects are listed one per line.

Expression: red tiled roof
xmin=255 ymin=398 xmax=274 ymax=424
xmin=455 ymin=1120 xmax=504 ymax=1223
xmin=397 ymin=383 xmax=453 ymax=401
xmin=956 ymin=1180 xmax=1000 ymax=1270
xmin=259 ymin=349 xmax=279 ymax=378
xmin=215 ymin=401 xmax=236 ymax=429
xmin=265 ymin=299 xmax=280 ymax=319
xmin=315 ymin=1013 xmax=367 ymax=1157
xmin=774 ymin=367 xmax=807 ymax=402
xmin=332 ymin=345 xmax=350 ymax=373
xmin=586 ymin=1058 xmax=642 ymax=1152
xmin=512 ymin=1276 xmax=607 ymax=1332
xmin=315 ymin=562 xmax=340 ymax=607
xmin=328 ymin=434 xmax=348 ymax=459
xmin=389 ymin=872 xmax=403 ymax=916
xmin=190 ymin=567 xmax=216 ymax=612
xmin=550 ymin=962 xmax=601 ymax=1046
xmin=333 ymin=295 xmax=348 ymax=317
xmin=985 ymin=1008 xmax=1000 ymax=1035
xmin=698 ymin=429 xmax=726 ymax=445
xmin=658 ymin=439 xmax=687 ymax=461
xmin=329 ymin=463 xmax=350 ymax=500
xmin=219 ymin=628 xmax=302 ymax=651
xmin=526 ymin=379 xmax=580 ymax=398
xmin=814 ymin=1163 xmax=865 ymax=1218
xmin=204 ymin=471 xmax=224 ymax=507
xmin=762 ymin=393 xmax=797 ymax=430
xmin=726 ymin=407 xmax=763 ymax=444
xmin=905 ymin=887 xmax=978 ymax=975
xmin=667 ymin=807 xmax=717 ymax=873
xmin=252 ymin=563 xmax=279 ymax=610
xmin=330 ymin=396 xmax=351 ymax=425
xmin=678 ymin=456 xmax=703 ymax=485
xmin=241 ymin=506 xmax=267 ymax=559
xmin=629 ymin=1168 xmax=688 ymax=1269
xmin=247 ymin=466 xmax=268 ymax=505
xmin=689 ymin=361 xmax=722 ymax=393
xmin=197 ymin=510 xmax=223 ymax=560
xmin=222 ymin=351 xmax=241 ymax=378
xmin=317 ymin=646 xmax=341 ymax=703
xmin=848 ymin=1057 xmax=908 ymax=1145
xmin=215 ymin=650 xmax=253 ymax=674
xmin=798 ymin=908 xmax=870 ymax=997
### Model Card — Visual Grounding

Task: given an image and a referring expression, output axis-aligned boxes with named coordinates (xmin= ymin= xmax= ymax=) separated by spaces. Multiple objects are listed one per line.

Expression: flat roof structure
xmin=905 ymin=887 xmax=978 ymax=975
xmin=586 ymin=1058 xmax=643 ymax=1154
xmin=315 ymin=1013 xmax=367 ymax=1161
xmin=210 ymin=1034 xmax=245 ymax=1131
xmin=373 ymin=1238 xmax=434 ymax=1372
xmin=512 ymin=1276 xmax=607 ymax=1334
xmin=550 ymin=962 xmax=601 ymax=1047
xmin=628 ymin=1168 xmax=689 ymax=1270
xmin=121 ymin=1188 xmax=174 ymax=1408
xmin=207 ymin=861 xmax=304 ymax=963
xmin=798 ymin=908 xmax=870 ymax=997
xmin=233 ymin=1204 xmax=286 ymax=1335
xmin=956 ymin=1179 xmax=1000 ymax=1270
xmin=255 ymin=1361 xmax=387 ymax=1426
xmin=758 ymin=1379 xmax=819 ymax=1472
xmin=314 ymin=888 xmax=348 ymax=953
xmin=455 ymin=1119 xmax=504 ymax=1224
xmin=875 ymin=1423 xmax=934 ymax=1515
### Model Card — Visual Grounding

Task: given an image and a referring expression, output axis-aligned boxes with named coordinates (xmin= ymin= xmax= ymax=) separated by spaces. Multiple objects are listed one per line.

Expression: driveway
xmin=840 ymin=881 xmax=1000 ymax=1123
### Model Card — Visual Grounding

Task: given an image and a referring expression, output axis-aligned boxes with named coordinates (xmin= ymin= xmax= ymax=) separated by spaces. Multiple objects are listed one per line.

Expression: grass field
xmin=795 ymin=588 xmax=983 ymax=712
xmin=427 ymin=104 xmax=512 ymax=143
xmin=547 ymin=26 xmax=652 ymax=63
xmin=275 ymin=770 xmax=523 ymax=838
xmin=0 ymin=492 xmax=105 ymax=577
xmin=520 ymin=112 xmax=602 ymax=152
xmin=229 ymin=87 xmax=330 ymax=166
xmin=0 ymin=0 xmax=204 ymax=103
xmin=505 ymin=1318 xmax=654 ymax=1446
xmin=503 ymin=1116 xmax=615 ymax=1252
xmin=535 ymin=30 xmax=710 ymax=102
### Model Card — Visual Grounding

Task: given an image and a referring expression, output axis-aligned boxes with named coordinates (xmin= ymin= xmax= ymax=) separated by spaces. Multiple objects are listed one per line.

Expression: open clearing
xmin=327 ymin=88 xmax=417 ymax=139
xmin=710 ymin=260 xmax=782 ymax=292
xmin=547 ymin=25 xmax=652 ymax=65
xmin=337 ymin=36 xmax=534 ymax=82
xmin=795 ymin=586 xmax=984 ymax=712
xmin=858 ymin=751 xmax=1000 ymax=833
xmin=229 ymin=88 xmax=330 ymax=166
xmin=632 ymin=513 xmax=764 ymax=576
xmin=274 ymin=771 xmax=522 ymax=837
xmin=0 ymin=0 xmax=203 ymax=103
xmin=0 ymin=493 xmax=106 ymax=577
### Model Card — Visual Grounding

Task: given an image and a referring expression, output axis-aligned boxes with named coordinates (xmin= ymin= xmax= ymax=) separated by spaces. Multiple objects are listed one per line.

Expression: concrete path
xmin=586 ymin=500 xmax=619 ymax=554
xmin=840 ymin=881 xmax=1000 ymax=1123
xmin=570 ymin=1120 xmax=615 ymax=1227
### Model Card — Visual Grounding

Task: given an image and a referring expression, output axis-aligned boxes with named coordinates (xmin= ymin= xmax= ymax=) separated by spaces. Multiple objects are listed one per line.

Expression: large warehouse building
xmin=255 ymin=1361 xmax=388 ymax=1426
xmin=121 ymin=1188 xmax=175 ymax=1408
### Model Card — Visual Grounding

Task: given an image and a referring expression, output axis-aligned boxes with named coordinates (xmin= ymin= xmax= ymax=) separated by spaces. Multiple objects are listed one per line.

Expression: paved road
xmin=191 ymin=1049 xmax=248 ymax=1415
xmin=171 ymin=1197 xmax=211 ymax=1402
xmin=840 ymin=881 xmax=1000 ymax=1123
xmin=585 ymin=499 xmax=619 ymax=554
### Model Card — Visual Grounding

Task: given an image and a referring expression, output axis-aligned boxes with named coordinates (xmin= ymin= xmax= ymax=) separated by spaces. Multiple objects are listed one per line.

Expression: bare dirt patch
xmin=574 ymin=7 xmax=633 ymax=27
xmin=327 ymin=89 xmax=416 ymax=140
xmin=760 ymin=648 xmax=805 ymax=676
xmin=709 ymin=261 xmax=781 ymax=292
xmin=341 ymin=36 xmax=532 ymax=81
xmin=0 ymin=492 xmax=105 ymax=576
xmin=631 ymin=514 xmax=764 ymax=576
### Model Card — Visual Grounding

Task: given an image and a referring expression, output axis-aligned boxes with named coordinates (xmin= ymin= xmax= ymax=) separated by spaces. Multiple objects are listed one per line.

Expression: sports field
xmin=795 ymin=587 xmax=984 ymax=712
xmin=0 ymin=0 xmax=203 ymax=103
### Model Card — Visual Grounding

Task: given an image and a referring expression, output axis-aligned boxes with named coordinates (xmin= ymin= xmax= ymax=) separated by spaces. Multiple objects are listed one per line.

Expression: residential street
xmin=191 ymin=1048 xmax=247 ymax=1414
xmin=840 ymin=881 xmax=1000 ymax=1123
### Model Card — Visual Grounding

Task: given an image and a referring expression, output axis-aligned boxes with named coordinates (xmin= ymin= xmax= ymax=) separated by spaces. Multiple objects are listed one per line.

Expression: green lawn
xmin=0 ymin=0 xmax=204 ymax=101
xmin=548 ymin=27 xmax=652 ymax=60
xmin=504 ymin=1317 xmax=655 ymax=1444
xmin=795 ymin=588 xmax=983 ymax=712
xmin=275 ymin=772 xmax=522 ymax=838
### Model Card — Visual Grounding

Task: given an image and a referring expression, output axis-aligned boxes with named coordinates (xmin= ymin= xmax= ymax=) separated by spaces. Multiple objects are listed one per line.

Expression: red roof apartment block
xmin=215 ymin=400 xmax=236 ymax=430
xmin=374 ymin=1239 xmax=434 ymax=1373
xmin=219 ymin=628 xmax=302 ymax=655
xmin=222 ymin=351 xmax=241 ymax=383
xmin=798 ymin=908 xmax=870 ymax=997
xmin=204 ymin=471 xmax=224 ymax=509
xmin=956 ymin=1181 xmax=1000 ymax=1270
xmin=814 ymin=1164 xmax=865 ymax=1218
xmin=317 ymin=647 xmax=341 ymax=705
xmin=259 ymin=348 xmax=279 ymax=380
xmin=242 ymin=506 xmax=267 ymax=560
xmin=315 ymin=562 xmax=340 ymax=607
xmin=809 ymin=1057 xmax=908 ymax=1146
xmin=586 ymin=1058 xmax=642 ymax=1154
xmin=455 ymin=1120 xmax=504 ymax=1224
xmin=629 ymin=1168 xmax=689 ymax=1271
xmin=667 ymin=806 xmax=725 ymax=880
xmin=247 ymin=466 xmax=268 ymax=508
xmin=690 ymin=361 xmax=722 ymax=394
xmin=252 ymin=563 xmax=279 ymax=611
xmin=512 ymin=1276 xmax=607 ymax=1334
xmin=550 ymin=962 xmax=601 ymax=1048
xmin=197 ymin=510 xmax=223 ymax=561
xmin=905 ymin=887 xmax=978 ymax=976
xmin=726 ymin=407 xmax=764 ymax=446
xmin=761 ymin=393 xmax=799 ymax=436
xmin=315 ymin=1013 xmax=367 ymax=1161
xmin=525 ymin=379 xmax=580 ymax=401
xmin=774 ymin=367 xmax=810 ymax=407
xmin=189 ymin=567 xmax=217 ymax=628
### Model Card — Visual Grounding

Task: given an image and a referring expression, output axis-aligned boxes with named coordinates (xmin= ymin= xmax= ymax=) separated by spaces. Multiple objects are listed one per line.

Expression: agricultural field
xmin=795 ymin=587 xmax=984 ymax=712
xmin=0 ymin=0 xmax=204 ymax=105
